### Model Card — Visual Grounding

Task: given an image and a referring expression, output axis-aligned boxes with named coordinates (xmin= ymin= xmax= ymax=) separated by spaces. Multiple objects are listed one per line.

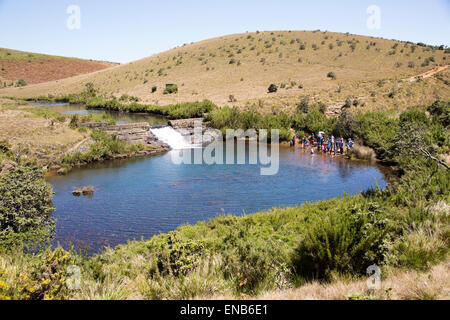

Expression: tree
xmin=15 ymin=79 xmax=27 ymax=87
xmin=334 ymin=110 xmax=358 ymax=139
xmin=296 ymin=96 xmax=310 ymax=113
xmin=83 ymin=82 xmax=97 ymax=99
xmin=391 ymin=123 xmax=449 ymax=170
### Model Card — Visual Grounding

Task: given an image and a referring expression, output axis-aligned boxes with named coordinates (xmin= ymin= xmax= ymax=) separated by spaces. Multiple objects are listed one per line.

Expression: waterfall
xmin=150 ymin=126 xmax=199 ymax=150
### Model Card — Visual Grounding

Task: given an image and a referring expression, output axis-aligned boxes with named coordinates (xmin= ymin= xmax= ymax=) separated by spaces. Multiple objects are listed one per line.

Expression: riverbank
xmin=0 ymin=98 xmax=172 ymax=175
xmin=0 ymin=100 xmax=448 ymax=300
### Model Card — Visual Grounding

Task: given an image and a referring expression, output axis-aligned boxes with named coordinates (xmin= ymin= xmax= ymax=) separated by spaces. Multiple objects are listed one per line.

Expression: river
xmin=37 ymin=104 xmax=388 ymax=254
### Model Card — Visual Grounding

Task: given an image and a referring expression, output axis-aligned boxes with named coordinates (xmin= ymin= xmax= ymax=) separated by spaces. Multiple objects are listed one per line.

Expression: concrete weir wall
xmin=78 ymin=122 xmax=156 ymax=145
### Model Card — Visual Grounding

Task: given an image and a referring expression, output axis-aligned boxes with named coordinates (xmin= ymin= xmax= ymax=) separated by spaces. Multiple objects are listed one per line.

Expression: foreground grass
xmin=0 ymin=191 xmax=448 ymax=300
xmin=207 ymin=258 xmax=450 ymax=300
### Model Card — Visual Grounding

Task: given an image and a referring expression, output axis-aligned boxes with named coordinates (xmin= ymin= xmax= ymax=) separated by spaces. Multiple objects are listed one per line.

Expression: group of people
xmin=290 ymin=132 xmax=354 ymax=156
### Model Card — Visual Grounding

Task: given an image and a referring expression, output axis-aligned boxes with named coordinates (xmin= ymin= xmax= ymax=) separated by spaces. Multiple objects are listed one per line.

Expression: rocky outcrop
xmin=78 ymin=122 xmax=165 ymax=147
xmin=168 ymin=118 xmax=205 ymax=130
xmin=77 ymin=122 xmax=109 ymax=130
xmin=103 ymin=123 xmax=156 ymax=145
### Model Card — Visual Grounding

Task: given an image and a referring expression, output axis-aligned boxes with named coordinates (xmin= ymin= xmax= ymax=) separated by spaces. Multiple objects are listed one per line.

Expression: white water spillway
xmin=150 ymin=126 xmax=198 ymax=150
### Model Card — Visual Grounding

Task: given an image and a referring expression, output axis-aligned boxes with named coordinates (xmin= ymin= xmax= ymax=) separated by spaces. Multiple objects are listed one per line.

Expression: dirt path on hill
xmin=325 ymin=65 xmax=449 ymax=117
xmin=406 ymin=65 xmax=449 ymax=82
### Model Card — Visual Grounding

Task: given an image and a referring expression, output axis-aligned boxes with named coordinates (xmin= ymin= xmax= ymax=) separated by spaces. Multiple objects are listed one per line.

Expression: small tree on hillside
xmin=15 ymin=79 xmax=27 ymax=87
xmin=268 ymin=84 xmax=278 ymax=93
xmin=327 ymin=72 xmax=336 ymax=80
xmin=297 ymin=96 xmax=310 ymax=114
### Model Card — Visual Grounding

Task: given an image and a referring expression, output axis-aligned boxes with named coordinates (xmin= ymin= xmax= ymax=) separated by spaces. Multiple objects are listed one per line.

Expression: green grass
xmin=85 ymin=97 xmax=215 ymax=120
xmin=60 ymin=130 xmax=145 ymax=172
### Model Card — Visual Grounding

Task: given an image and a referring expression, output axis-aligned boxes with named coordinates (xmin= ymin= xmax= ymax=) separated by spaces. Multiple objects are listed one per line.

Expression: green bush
xmin=292 ymin=197 xmax=392 ymax=280
xmin=327 ymin=72 xmax=336 ymax=80
xmin=0 ymin=167 xmax=55 ymax=249
xmin=15 ymin=79 xmax=27 ymax=87
xmin=61 ymin=130 xmax=144 ymax=169
xmin=355 ymin=112 xmax=400 ymax=162
xmin=85 ymin=98 xmax=215 ymax=120
xmin=163 ymin=85 xmax=178 ymax=95
xmin=334 ymin=110 xmax=358 ymax=138
xmin=293 ymin=109 xmax=336 ymax=136
xmin=427 ymin=100 xmax=449 ymax=127
xmin=205 ymin=106 xmax=293 ymax=141
xmin=268 ymin=84 xmax=278 ymax=93
xmin=296 ymin=96 xmax=310 ymax=114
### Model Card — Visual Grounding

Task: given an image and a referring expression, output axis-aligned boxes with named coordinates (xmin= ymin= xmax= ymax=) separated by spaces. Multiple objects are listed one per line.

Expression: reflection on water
xmin=47 ymin=144 xmax=388 ymax=254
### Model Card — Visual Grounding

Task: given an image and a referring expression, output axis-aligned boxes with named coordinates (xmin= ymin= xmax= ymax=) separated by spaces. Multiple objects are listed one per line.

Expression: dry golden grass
xmin=1 ymin=31 xmax=449 ymax=113
xmin=0 ymin=101 xmax=87 ymax=167
xmin=202 ymin=259 xmax=450 ymax=300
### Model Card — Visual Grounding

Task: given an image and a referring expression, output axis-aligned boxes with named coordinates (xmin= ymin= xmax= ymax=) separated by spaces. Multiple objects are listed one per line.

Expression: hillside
xmin=1 ymin=31 xmax=449 ymax=113
xmin=0 ymin=48 xmax=117 ymax=87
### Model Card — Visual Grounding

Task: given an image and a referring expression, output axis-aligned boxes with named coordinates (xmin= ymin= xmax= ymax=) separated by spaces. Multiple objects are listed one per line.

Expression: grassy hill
xmin=1 ymin=31 xmax=449 ymax=113
xmin=0 ymin=48 xmax=117 ymax=87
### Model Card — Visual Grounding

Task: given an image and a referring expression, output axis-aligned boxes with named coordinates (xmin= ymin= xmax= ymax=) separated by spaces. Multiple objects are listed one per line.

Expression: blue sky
xmin=0 ymin=0 xmax=449 ymax=63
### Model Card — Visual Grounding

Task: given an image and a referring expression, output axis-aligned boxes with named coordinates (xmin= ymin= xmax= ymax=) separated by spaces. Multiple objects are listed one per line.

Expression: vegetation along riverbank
xmin=0 ymin=99 xmax=448 ymax=300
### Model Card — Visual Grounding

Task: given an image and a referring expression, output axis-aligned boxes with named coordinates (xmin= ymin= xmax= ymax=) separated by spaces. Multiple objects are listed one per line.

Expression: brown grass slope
xmin=0 ymin=48 xmax=117 ymax=86
xmin=1 ymin=31 xmax=449 ymax=113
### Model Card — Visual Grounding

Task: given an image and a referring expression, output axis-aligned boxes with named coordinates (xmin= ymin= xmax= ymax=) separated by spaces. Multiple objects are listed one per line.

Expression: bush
xmin=152 ymin=86 xmax=157 ymax=93
xmin=334 ymin=110 xmax=358 ymax=139
xmin=292 ymin=198 xmax=392 ymax=280
xmin=163 ymin=85 xmax=178 ymax=95
xmin=18 ymin=247 xmax=80 ymax=300
xmin=293 ymin=109 xmax=336 ymax=136
xmin=0 ymin=167 xmax=55 ymax=248
xmin=15 ymin=79 xmax=27 ymax=87
xmin=327 ymin=72 xmax=336 ymax=80
xmin=296 ymin=96 xmax=310 ymax=114
xmin=427 ymin=100 xmax=450 ymax=127
xmin=268 ymin=84 xmax=278 ymax=93
xmin=355 ymin=112 xmax=400 ymax=162
xmin=86 ymin=98 xmax=215 ymax=120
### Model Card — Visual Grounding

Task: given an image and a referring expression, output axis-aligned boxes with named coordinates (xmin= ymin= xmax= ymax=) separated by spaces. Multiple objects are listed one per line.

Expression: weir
xmin=150 ymin=126 xmax=199 ymax=150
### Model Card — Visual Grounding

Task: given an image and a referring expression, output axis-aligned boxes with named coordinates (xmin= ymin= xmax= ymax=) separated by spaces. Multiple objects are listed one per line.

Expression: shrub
xmin=327 ymin=72 xmax=336 ymax=80
xmin=296 ymin=96 xmax=310 ymax=114
xmin=228 ymin=95 xmax=237 ymax=103
xmin=427 ymin=100 xmax=450 ymax=127
xmin=292 ymin=198 xmax=392 ymax=280
xmin=163 ymin=85 xmax=178 ymax=95
xmin=293 ymin=108 xmax=336 ymax=136
xmin=18 ymin=247 xmax=80 ymax=300
xmin=0 ymin=167 xmax=55 ymax=248
xmin=268 ymin=84 xmax=278 ymax=93
xmin=355 ymin=112 xmax=400 ymax=162
xmin=15 ymin=79 xmax=27 ymax=87
xmin=334 ymin=110 xmax=358 ymax=139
